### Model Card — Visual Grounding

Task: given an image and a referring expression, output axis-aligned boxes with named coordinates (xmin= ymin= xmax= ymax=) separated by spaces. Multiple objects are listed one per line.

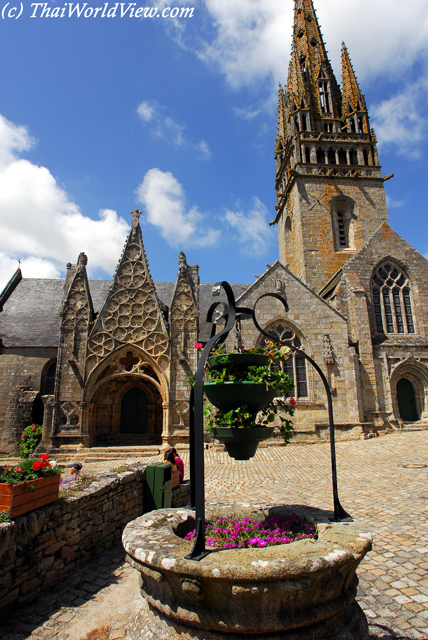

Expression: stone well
xmin=122 ymin=504 xmax=372 ymax=640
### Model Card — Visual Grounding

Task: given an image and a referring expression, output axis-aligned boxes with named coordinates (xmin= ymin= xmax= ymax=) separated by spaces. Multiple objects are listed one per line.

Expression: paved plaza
xmin=1 ymin=430 xmax=428 ymax=639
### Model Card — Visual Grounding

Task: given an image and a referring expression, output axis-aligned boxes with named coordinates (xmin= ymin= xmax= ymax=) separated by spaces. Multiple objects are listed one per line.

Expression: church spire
xmin=341 ymin=42 xmax=369 ymax=134
xmin=286 ymin=0 xmax=341 ymax=122
xmin=273 ymin=0 xmax=388 ymax=293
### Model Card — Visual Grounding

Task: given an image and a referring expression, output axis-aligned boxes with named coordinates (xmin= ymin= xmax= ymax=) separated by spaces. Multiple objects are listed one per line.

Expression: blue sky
xmin=1 ymin=0 xmax=428 ymax=290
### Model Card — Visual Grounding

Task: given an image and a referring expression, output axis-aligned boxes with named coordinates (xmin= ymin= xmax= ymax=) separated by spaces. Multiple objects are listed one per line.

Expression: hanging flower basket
xmin=204 ymin=381 xmax=277 ymax=414
xmin=208 ymin=353 xmax=270 ymax=371
xmin=0 ymin=475 xmax=60 ymax=519
xmin=199 ymin=347 xmax=295 ymax=460
xmin=209 ymin=426 xmax=274 ymax=460
xmin=204 ymin=353 xmax=277 ymax=414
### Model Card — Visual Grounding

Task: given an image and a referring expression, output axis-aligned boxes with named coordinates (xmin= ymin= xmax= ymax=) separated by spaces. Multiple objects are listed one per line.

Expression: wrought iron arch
xmin=187 ymin=282 xmax=350 ymax=561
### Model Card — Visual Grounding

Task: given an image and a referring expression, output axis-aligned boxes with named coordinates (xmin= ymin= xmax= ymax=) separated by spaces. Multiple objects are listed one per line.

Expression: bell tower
xmin=273 ymin=0 xmax=389 ymax=293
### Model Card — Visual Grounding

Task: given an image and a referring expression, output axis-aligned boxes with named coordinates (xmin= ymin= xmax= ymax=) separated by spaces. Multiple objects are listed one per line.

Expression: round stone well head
xmin=123 ymin=503 xmax=372 ymax=640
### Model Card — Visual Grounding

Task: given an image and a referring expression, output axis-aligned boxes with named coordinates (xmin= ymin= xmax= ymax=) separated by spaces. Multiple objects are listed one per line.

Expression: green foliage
xmin=0 ymin=509 xmax=12 ymax=524
xmin=204 ymin=401 xmax=295 ymax=444
xmin=0 ymin=455 xmax=61 ymax=485
xmin=18 ymin=424 xmax=43 ymax=458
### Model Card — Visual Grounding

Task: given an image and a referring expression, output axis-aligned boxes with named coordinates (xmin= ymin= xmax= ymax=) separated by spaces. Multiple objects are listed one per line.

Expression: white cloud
xmin=167 ymin=0 xmax=428 ymax=89
xmin=0 ymin=114 xmax=129 ymax=292
xmin=386 ymin=195 xmax=405 ymax=209
xmin=136 ymin=168 xmax=220 ymax=248
xmin=160 ymin=0 xmax=428 ymax=156
xmin=224 ymin=197 xmax=274 ymax=255
xmin=371 ymin=82 xmax=428 ymax=158
xmin=0 ymin=115 xmax=34 ymax=168
xmin=137 ymin=100 xmax=211 ymax=160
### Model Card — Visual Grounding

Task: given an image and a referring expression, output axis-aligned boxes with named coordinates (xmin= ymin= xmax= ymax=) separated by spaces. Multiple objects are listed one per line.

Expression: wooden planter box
xmin=172 ymin=468 xmax=180 ymax=489
xmin=0 ymin=475 xmax=60 ymax=519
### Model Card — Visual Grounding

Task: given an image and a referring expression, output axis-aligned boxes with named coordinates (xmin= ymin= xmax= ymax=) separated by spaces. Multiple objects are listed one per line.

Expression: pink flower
xmin=287 ymin=397 xmax=297 ymax=407
xmin=194 ymin=342 xmax=204 ymax=351
xmin=16 ymin=467 xmax=22 ymax=472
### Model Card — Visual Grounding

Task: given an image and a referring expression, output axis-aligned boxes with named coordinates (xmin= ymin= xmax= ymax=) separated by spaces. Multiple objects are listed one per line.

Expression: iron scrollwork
xmin=187 ymin=282 xmax=350 ymax=561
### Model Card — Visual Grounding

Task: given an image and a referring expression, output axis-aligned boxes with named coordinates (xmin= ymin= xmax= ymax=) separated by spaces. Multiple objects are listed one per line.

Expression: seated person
xmin=171 ymin=447 xmax=184 ymax=483
xmin=60 ymin=462 xmax=82 ymax=485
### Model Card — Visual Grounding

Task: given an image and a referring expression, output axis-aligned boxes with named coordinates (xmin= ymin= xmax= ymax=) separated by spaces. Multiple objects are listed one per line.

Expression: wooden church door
xmin=397 ymin=378 xmax=418 ymax=422
xmin=120 ymin=388 xmax=149 ymax=434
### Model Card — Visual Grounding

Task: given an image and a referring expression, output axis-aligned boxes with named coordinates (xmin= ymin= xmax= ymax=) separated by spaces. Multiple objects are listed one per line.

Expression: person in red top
xmin=171 ymin=447 xmax=184 ymax=483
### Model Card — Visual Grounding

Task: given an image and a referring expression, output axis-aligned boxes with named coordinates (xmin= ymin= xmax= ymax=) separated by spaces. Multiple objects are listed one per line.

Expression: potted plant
xmin=0 ymin=455 xmax=62 ymax=519
xmin=193 ymin=342 xmax=296 ymax=460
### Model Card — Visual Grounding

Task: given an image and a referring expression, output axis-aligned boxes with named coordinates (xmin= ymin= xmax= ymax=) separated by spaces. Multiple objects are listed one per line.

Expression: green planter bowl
xmin=208 ymin=353 xmax=270 ymax=372
xmin=209 ymin=426 xmax=274 ymax=460
xmin=204 ymin=381 xmax=276 ymax=414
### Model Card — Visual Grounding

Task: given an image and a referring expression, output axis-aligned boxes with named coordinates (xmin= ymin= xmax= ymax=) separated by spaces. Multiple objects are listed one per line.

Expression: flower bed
xmin=184 ymin=513 xmax=316 ymax=549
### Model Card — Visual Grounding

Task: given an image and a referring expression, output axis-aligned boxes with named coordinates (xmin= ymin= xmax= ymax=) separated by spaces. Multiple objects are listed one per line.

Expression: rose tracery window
xmin=372 ymin=263 xmax=415 ymax=334
xmin=260 ymin=323 xmax=308 ymax=398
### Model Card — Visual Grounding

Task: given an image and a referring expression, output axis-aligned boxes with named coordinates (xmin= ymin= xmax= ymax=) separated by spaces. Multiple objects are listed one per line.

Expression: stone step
xmin=84 ymin=446 xmax=161 ymax=462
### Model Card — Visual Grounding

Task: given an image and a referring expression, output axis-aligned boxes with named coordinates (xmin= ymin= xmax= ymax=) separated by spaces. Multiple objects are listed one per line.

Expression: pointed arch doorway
xmin=120 ymin=387 xmax=149 ymax=434
xmin=397 ymin=378 xmax=419 ymax=422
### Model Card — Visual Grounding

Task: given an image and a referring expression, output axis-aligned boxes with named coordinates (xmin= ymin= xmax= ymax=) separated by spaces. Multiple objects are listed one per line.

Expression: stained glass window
xmin=372 ymin=263 xmax=415 ymax=335
xmin=260 ymin=324 xmax=308 ymax=398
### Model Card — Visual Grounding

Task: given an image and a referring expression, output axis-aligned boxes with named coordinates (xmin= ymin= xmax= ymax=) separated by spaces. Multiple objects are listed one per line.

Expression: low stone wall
xmin=0 ymin=467 xmax=190 ymax=612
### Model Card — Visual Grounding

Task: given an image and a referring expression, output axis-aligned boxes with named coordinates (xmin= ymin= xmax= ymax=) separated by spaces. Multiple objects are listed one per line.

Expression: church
xmin=1 ymin=0 xmax=427 ymax=457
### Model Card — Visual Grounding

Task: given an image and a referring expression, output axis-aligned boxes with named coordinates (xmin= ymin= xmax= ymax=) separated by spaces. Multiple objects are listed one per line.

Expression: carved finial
xmin=77 ymin=252 xmax=88 ymax=267
xmin=178 ymin=251 xmax=187 ymax=273
xmin=323 ymin=334 xmax=334 ymax=364
xmin=131 ymin=209 xmax=142 ymax=228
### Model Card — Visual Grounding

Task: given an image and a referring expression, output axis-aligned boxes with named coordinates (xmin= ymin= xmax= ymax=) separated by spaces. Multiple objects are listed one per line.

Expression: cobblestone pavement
xmin=1 ymin=430 xmax=428 ymax=639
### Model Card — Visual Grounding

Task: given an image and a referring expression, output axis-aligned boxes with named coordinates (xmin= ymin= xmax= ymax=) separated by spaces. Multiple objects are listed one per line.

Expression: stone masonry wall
xmin=0 ymin=467 xmax=190 ymax=612
xmin=231 ymin=263 xmax=363 ymax=437
xmin=0 ymin=348 xmax=57 ymax=455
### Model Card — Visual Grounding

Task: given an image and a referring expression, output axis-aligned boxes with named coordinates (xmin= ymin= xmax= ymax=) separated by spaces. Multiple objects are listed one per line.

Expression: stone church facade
xmin=1 ymin=0 xmax=428 ymax=456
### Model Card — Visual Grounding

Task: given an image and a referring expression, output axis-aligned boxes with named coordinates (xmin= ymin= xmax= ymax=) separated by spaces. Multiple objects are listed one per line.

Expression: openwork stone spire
xmin=86 ymin=212 xmax=169 ymax=374
xmin=285 ymin=0 xmax=342 ymax=121
xmin=341 ymin=43 xmax=369 ymax=133
xmin=61 ymin=252 xmax=93 ymax=331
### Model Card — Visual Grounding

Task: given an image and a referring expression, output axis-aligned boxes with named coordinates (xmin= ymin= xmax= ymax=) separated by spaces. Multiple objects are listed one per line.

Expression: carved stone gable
xmin=87 ymin=215 xmax=169 ymax=374
xmin=170 ymin=252 xmax=198 ymax=329
xmin=62 ymin=261 xmax=93 ymax=331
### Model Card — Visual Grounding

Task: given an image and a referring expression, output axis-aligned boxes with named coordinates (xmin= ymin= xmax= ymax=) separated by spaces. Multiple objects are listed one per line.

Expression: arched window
xmin=327 ymin=149 xmax=336 ymax=164
xmin=372 ymin=263 xmax=415 ymax=334
xmin=338 ymin=149 xmax=347 ymax=165
xmin=260 ymin=323 xmax=308 ymax=398
xmin=316 ymin=148 xmax=325 ymax=163
xmin=330 ymin=196 xmax=355 ymax=250
xmin=45 ymin=362 xmax=57 ymax=394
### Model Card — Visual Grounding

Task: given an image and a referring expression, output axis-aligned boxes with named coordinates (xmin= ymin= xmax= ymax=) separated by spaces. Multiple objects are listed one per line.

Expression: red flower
xmin=32 ymin=461 xmax=43 ymax=470
xmin=288 ymin=397 xmax=297 ymax=408
xmin=39 ymin=454 xmax=49 ymax=460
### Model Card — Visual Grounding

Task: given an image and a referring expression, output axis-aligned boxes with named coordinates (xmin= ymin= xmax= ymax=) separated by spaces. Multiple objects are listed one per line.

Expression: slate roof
xmin=0 ymin=278 xmax=249 ymax=348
